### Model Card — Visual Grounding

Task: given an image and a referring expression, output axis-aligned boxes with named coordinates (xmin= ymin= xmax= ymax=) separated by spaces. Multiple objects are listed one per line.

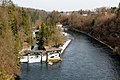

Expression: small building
xmin=82 ymin=14 xmax=88 ymax=16
xmin=56 ymin=24 xmax=63 ymax=28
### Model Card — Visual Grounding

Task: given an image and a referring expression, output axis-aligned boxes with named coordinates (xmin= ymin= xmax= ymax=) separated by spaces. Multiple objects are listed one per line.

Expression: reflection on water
xmin=21 ymin=30 xmax=120 ymax=80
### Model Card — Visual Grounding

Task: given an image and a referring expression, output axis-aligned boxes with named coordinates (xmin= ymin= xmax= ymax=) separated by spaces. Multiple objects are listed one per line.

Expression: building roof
xmin=19 ymin=48 xmax=62 ymax=56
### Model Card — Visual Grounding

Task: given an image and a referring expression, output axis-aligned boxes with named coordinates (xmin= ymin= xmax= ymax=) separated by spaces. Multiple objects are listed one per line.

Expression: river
xmin=20 ymin=30 xmax=120 ymax=80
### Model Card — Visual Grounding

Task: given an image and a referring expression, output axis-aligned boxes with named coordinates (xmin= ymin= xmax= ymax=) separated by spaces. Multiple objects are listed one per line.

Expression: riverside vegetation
xmin=70 ymin=6 xmax=120 ymax=54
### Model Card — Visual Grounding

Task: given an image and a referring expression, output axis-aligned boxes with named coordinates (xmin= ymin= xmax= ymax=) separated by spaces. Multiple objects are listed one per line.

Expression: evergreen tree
xmin=21 ymin=8 xmax=32 ymax=45
xmin=8 ymin=0 xmax=18 ymax=38
xmin=38 ymin=23 xmax=46 ymax=50
xmin=21 ymin=8 xmax=29 ymax=36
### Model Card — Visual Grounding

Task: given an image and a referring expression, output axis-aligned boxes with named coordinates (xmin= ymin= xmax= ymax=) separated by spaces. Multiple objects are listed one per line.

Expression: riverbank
xmin=69 ymin=28 xmax=120 ymax=55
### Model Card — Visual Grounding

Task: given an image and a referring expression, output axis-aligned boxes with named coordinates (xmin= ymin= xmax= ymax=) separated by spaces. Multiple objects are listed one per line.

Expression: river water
xmin=20 ymin=30 xmax=120 ymax=80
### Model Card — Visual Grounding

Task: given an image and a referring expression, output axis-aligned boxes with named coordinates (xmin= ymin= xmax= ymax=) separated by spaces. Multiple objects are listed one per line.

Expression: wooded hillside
xmin=0 ymin=0 xmax=66 ymax=79
xmin=0 ymin=0 xmax=33 ymax=79
xmin=57 ymin=4 xmax=120 ymax=54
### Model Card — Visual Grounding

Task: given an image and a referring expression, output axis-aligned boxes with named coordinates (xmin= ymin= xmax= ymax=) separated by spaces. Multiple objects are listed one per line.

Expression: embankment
xmin=69 ymin=28 xmax=120 ymax=55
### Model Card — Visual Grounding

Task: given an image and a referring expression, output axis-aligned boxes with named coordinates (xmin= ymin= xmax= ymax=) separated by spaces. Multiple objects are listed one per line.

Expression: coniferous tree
xmin=21 ymin=8 xmax=33 ymax=45
xmin=21 ymin=8 xmax=29 ymax=35
xmin=38 ymin=23 xmax=46 ymax=50
xmin=8 ymin=0 xmax=18 ymax=38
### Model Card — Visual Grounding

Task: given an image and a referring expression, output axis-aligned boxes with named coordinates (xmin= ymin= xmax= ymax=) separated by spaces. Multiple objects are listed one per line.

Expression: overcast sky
xmin=12 ymin=0 xmax=120 ymax=11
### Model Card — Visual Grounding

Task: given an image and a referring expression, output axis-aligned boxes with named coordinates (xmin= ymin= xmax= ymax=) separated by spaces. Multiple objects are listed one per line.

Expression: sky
xmin=12 ymin=0 xmax=120 ymax=11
